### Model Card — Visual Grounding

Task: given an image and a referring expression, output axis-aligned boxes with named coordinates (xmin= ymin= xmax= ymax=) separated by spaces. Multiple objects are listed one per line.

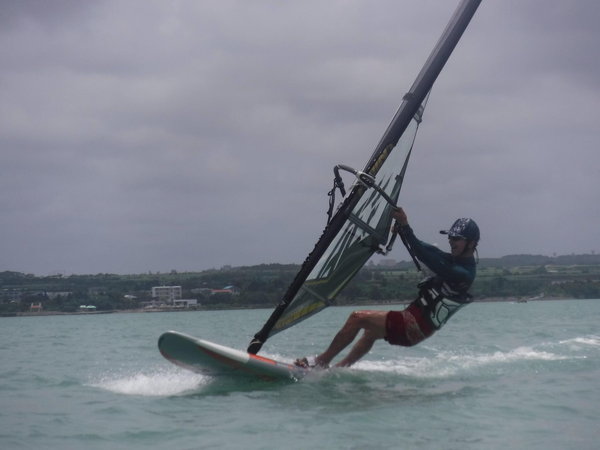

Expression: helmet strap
xmin=460 ymin=240 xmax=477 ymax=257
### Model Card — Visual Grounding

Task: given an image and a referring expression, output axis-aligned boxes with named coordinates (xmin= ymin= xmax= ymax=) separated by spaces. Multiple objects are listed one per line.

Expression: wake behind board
xmin=158 ymin=331 xmax=307 ymax=381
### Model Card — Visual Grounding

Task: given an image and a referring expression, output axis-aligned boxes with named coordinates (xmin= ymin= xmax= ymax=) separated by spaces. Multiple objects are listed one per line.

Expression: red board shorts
xmin=385 ymin=303 xmax=435 ymax=347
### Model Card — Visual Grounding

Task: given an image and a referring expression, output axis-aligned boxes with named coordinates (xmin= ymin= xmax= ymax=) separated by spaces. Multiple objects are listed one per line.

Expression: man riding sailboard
xmin=295 ymin=207 xmax=479 ymax=369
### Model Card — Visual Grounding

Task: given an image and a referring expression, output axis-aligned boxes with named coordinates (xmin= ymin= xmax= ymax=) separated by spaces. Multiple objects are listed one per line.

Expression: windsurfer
xmin=295 ymin=207 xmax=479 ymax=369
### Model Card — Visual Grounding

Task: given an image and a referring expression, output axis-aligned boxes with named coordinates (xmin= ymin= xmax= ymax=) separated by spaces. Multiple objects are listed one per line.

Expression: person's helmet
xmin=440 ymin=218 xmax=480 ymax=242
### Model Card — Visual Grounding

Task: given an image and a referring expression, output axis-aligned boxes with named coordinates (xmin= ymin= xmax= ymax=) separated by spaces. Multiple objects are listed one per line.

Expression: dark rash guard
xmin=400 ymin=223 xmax=476 ymax=329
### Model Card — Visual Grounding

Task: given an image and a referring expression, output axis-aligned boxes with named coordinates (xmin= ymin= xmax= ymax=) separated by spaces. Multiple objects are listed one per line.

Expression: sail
xmin=248 ymin=0 xmax=482 ymax=354
xmin=268 ymin=106 xmax=424 ymax=334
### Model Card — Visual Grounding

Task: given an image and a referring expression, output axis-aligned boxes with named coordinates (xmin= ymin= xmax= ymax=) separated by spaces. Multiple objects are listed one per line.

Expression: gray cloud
xmin=1 ymin=0 xmax=599 ymax=275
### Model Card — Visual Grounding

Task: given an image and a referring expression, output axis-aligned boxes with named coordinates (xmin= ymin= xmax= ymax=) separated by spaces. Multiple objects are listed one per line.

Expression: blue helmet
xmin=440 ymin=218 xmax=480 ymax=242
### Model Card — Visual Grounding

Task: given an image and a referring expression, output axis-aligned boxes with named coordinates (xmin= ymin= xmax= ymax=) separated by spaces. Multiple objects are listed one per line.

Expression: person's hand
xmin=392 ymin=207 xmax=408 ymax=226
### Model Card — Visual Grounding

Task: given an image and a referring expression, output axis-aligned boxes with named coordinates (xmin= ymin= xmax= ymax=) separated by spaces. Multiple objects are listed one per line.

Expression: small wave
xmin=460 ymin=346 xmax=569 ymax=366
xmin=559 ymin=335 xmax=600 ymax=348
xmin=355 ymin=345 xmax=568 ymax=378
xmin=89 ymin=367 xmax=207 ymax=396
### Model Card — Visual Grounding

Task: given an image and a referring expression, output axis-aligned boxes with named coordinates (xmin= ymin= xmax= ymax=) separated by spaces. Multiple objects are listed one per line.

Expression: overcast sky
xmin=2 ymin=0 xmax=599 ymax=275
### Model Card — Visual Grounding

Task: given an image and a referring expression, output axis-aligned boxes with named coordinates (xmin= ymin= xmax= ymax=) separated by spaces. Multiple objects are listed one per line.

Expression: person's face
xmin=449 ymin=236 xmax=467 ymax=256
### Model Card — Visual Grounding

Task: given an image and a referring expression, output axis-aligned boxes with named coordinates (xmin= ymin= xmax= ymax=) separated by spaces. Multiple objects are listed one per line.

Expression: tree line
xmin=1 ymin=254 xmax=599 ymax=314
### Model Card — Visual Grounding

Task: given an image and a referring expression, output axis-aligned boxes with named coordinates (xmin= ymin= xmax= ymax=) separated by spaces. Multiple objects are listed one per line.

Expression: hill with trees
xmin=1 ymin=254 xmax=599 ymax=315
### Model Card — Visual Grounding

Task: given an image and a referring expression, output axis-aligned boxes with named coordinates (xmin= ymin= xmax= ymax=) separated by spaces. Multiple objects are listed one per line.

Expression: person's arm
xmin=393 ymin=208 xmax=469 ymax=282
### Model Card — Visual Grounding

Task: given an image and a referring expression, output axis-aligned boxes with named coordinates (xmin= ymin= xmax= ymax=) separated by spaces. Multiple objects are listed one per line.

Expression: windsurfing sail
xmin=248 ymin=0 xmax=482 ymax=354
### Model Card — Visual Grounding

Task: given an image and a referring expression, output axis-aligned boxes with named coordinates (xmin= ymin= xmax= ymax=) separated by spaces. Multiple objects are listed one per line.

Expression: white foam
xmin=464 ymin=346 xmax=568 ymax=365
xmin=90 ymin=367 xmax=207 ymax=396
xmin=356 ymin=358 xmax=440 ymax=377
xmin=559 ymin=335 xmax=600 ymax=347
xmin=354 ymin=345 xmax=569 ymax=378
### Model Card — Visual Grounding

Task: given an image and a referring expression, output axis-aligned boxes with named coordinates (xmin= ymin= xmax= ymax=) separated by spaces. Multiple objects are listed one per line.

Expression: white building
xmin=151 ymin=286 xmax=182 ymax=304
xmin=173 ymin=299 xmax=198 ymax=308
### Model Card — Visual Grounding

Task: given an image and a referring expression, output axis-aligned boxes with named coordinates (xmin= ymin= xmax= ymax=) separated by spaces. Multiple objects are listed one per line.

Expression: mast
xmin=364 ymin=0 xmax=482 ymax=178
xmin=247 ymin=0 xmax=482 ymax=354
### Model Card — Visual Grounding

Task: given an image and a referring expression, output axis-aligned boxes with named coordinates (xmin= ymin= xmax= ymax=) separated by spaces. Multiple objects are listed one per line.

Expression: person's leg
xmin=315 ymin=310 xmax=388 ymax=367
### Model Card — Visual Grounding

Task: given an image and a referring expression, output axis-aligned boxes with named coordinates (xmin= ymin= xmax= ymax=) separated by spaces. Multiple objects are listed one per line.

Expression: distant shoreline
xmin=2 ymin=295 xmax=586 ymax=318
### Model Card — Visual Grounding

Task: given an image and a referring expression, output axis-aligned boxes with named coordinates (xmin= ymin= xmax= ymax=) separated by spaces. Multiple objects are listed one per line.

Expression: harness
xmin=416 ymin=276 xmax=473 ymax=330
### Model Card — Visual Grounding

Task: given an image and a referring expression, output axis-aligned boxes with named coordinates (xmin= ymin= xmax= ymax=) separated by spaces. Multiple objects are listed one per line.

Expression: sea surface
xmin=1 ymin=300 xmax=599 ymax=450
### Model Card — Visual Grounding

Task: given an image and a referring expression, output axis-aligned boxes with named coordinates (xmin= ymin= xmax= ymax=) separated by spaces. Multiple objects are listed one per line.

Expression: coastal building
xmin=79 ymin=305 xmax=97 ymax=311
xmin=210 ymin=285 xmax=240 ymax=296
xmin=151 ymin=286 xmax=182 ymax=304
xmin=173 ymin=299 xmax=198 ymax=308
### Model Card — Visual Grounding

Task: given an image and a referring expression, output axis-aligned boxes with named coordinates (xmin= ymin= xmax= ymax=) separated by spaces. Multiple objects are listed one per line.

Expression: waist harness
xmin=416 ymin=276 xmax=473 ymax=330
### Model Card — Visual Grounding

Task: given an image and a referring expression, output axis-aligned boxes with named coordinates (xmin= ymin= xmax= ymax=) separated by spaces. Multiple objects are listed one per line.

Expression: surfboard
xmin=158 ymin=331 xmax=308 ymax=381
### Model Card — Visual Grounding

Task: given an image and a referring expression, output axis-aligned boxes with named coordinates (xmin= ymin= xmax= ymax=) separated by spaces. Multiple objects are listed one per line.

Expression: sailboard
xmin=158 ymin=331 xmax=307 ymax=381
xmin=247 ymin=0 xmax=482 ymax=355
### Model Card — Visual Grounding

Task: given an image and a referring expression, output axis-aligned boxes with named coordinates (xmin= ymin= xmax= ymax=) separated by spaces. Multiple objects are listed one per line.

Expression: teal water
xmin=1 ymin=300 xmax=599 ymax=449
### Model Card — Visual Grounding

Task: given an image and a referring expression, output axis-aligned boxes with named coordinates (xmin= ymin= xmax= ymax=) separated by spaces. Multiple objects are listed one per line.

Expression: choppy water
xmin=1 ymin=300 xmax=599 ymax=449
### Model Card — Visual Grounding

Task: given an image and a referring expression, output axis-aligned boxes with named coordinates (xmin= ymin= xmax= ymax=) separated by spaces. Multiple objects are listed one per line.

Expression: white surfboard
xmin=158 ymin=331 xmax=308 ymax=381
